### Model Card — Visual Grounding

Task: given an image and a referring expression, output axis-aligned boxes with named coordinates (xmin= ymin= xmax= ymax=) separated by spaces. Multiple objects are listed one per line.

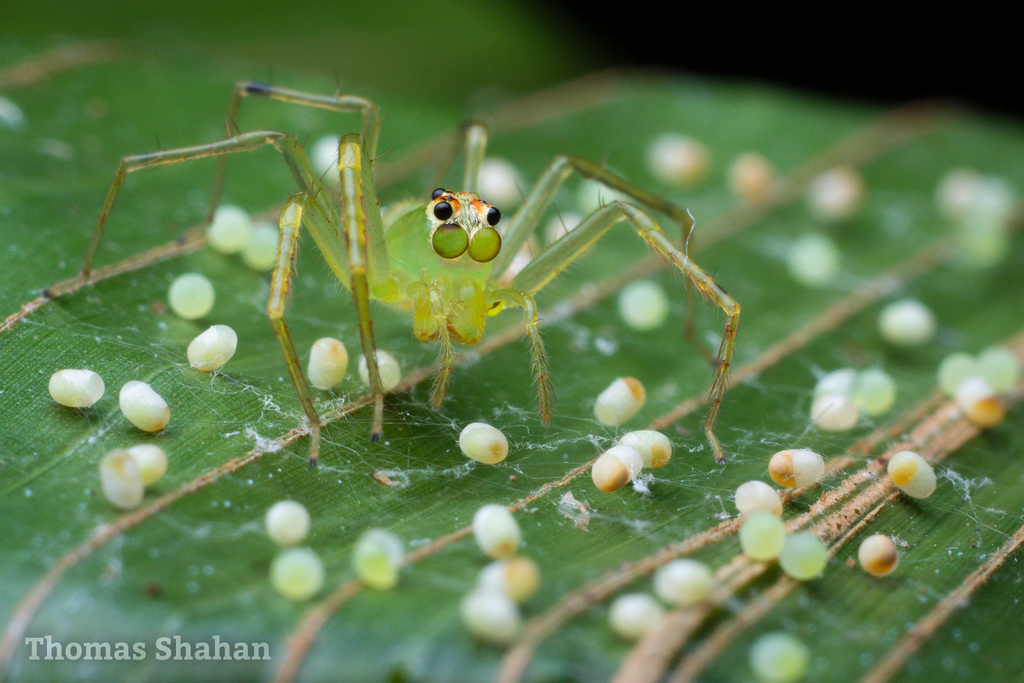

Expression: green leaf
xmin=2 ymin=45 xmax=1023 ymax=683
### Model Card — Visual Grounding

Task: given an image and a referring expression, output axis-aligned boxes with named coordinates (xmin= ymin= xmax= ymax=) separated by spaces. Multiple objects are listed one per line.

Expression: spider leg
xmin=511 ymin=200 xmax=739 ymax=464
xmin=490 ymin=289 xmax=554 ymax=423
xmin=76 ymin=131 xmax=288 ymax=282
xmin=267 ymin=195 xmax=324 ymax=466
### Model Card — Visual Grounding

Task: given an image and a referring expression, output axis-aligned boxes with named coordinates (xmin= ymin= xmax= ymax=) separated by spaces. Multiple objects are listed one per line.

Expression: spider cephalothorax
xmin=427 ymin=188 xmax=502 ymax=262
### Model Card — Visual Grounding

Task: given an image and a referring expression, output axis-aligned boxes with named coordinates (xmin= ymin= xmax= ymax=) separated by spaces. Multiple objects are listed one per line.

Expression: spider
xmin=76 ymin=82 xmax=740 ymax=466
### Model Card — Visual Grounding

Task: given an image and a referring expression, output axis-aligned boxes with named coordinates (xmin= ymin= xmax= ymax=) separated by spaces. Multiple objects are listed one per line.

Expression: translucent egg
xmin=646 ymin=133 xmax=709 ymax=186
xmin=125 ymin=444 xmax=168 ymax=486
xmin=168 ymin=273 xmax=215 ymax=320
xmin=806 ymin=166 xmax=863 ymax=222
xmin=459 ymin=422 xmax=510 ymax=465
xmin=852 ymin=368 xmax=897 ymax=416
xmin=739 ymin=512 xmax=786 ymax=561
xmin=937 ymin=353 xmax=978 ymax=397
xmin=312 ymin=135 xmax=342 ymax=185
xmin=265 ymin=500 xmax=311 ymax=546
xmin=608 ymin=593 xmax=665 ymax=640
xmin=477 ymin=557 xmax=541 ymax=604
xmin=460 ymin=589 xmax=522 ymax=645
xmin=653 ymin=559 xmax=714 ymax=607
xmin=270 ymin=547 xmax=324 ymax=601
xmin=478 ymin=158 xmax=523 ymax=208
xmin=594 ymin=377 xmax=646 ymax=426
xmin=187 ymin=324 xmax=237 ymax=372
xmin=241 ymin=221 xmax=280 ymax=271
xmin=749 ymin=631 xmax=811 ymax=683
xmin=734 ymin=480 xmax=783 ymax=517
xmin=878 ymin=299 xmax=936 ymax=347
xmin=768 ymin=449 xmax=825 ymax=488
xmin=786 ymin=233 xmax=840 ymax=287
xmin=352 ymin=528 xmax=404 ymax=590
xmin=472 ymin=505 xmax=521 ymax=559
xmin=616 ymin=430 xmax=672 ymax=468
xmin=119 ymin=381 xmax=170 ymax=432
xmin=857 ymin=534 xmax=899 ymax=576
xmin=976 ymin=346 xmax=1020 ymax=393
xmin=206 ymin=204 xmax=253 ymax=254
xmin=48 ymin=369 xmax=105 ymax=408
xmin=886 ymin=450 xmax=936 ymax=499
xmin=99 ymin=449 xmax=144 ymax=510
xmin=810 ymin=392 xmax=859 ymax=431
xmin=307 ymin=337 xmax=348 ymax=390
xmin=618 ymin=280 xmax=670 ymax=331
xmin=357 ymin=350 xmax=401 ymax=393
xmin=778 ymin=532 xmax=828 ymax=580
xmin=728 ymin=152 xmax=775 ymax=206
xmin=591 ymin=445 xmax=644 ymax=493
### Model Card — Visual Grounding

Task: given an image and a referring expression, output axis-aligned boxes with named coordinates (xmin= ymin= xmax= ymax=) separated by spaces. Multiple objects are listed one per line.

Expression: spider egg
xmin=477 ymin=556 xmax=541 ymax=604
xmin=459 ymin=422 xmax=509 ymax=465
xmin=858 ymin=534 xmax=899 ymax=576
xmin=786 ymin=233 xmax=840 ymax=287
xmin=0 ymin=95 xmax=25 ymax=129
xmin=617 ymin=280 xmax=670 ymax=331
xmin=878 ymin=299 xmax=936 ymax=347
xmin=270 ymin=547 xmax=324 ymax=601
xmin=594 ymin=377 xmax=646 ymax=426
xmin=241 ymin=221 xmax=280 ymax=271
xmin=886 ymin=450 xmax=936 ymax=499
xmin=937 ymin=353 xmax=978 ymax=397
xmin=749 ymin=632 xmax=811 ymax=683
xmin=616 ymin=430 xmax=672 ymax=468
xmin=739 ymin=512 xmax=786 ymax=561
xmin=591 ymin=445 xmax=644 ymax=492
xmin=307 ymin=338 xmax=348 ymax=390
xmin=734 ymin=480 xmax=783 ymax=517
xmin=126 ymin=444 xmax=168 ymax=485
xmin=352 ymin=528 xmax=404 ymax=590
xmin=976 ymin=346 xmax=1020 ymax=393
xmin=646 ymin=133 xmax=709 ymax=186
xmin=119 ymin=381 xmax=170 ymax=432
xmin=954 ymin=376 xmax=1005 ymax=427
xmin=768 ymin=449 xmax=825 ymax=488
xmin=168 ymin=273 xmax=215 ymax=320
xmin=99 ymin=449 xmax=144 ymax=510
xmin=779 ymin=532 xmax=828 ymax=580
xmin=187 ymin=324 xmax=237 ymax=372
xmin=206 ymin=204 xmax=253 ymax=254
xmin=460 ymin=589 xmax=522 ymax=645
xmin=48 ymin=369 xmax=105 ymax=408
xmin=653 ymin=559 xmax=714 ymax=607
xmin=813 ymin=368 xmax=857 ymax=398
xmin=810 ymin=392 xmax=859 ymax=431
xmin=806 ymin=166 xmax=863 ymax=222
xmin=852 ymin=368 xmax=897 ymax=416
xmin=312 ymin=134 xmax=342 ymax=185
xmin=608 ymin=593 xmax=665 ymax=640
xmin=358 ymin=350 xmax=401 ymax=393
xmin=935 ymin=168 xmax=983 ymax=221
xmin=728 ymin=152 xmax=775 ymax=206
xmin=265 ymin=500 xmax=310 ymax=546
xmin=472 ymin=505 xmax=521 ymax=559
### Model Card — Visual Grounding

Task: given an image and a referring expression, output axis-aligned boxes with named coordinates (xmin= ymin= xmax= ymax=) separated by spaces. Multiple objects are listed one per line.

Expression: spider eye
xmin=432 ymin=223 xmax=468 ymax=259
xmin=433 ymin=201 xmax=453 ymax=221
xmin=468 ymin=227 xmax=501 ymax=263
xmin=431 ymin=188 xmax=446 ymax=200
xmin=486 ymin=207 xmax=501 ymax=226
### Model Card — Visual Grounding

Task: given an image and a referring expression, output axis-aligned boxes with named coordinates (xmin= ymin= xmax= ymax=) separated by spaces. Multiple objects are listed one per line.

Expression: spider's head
xmin=427 ymin=188 xmax=502 ymax=262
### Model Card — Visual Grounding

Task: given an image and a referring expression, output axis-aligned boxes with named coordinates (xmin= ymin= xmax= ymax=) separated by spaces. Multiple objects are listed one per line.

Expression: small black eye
xmin=433 ymin=201 xmax=453 ymax=221
xmin=431 ymin=188 xmax=446 ymax=200
xmin=486 ymin=207 xmax=501 ymax=226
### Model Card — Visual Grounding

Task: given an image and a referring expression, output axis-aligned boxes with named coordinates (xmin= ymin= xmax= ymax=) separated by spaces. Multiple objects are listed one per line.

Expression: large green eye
xmin=468 ymin=227 xmax=501 ymax=262
xmin=432 ymin=223 xmax=468 ymax=259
